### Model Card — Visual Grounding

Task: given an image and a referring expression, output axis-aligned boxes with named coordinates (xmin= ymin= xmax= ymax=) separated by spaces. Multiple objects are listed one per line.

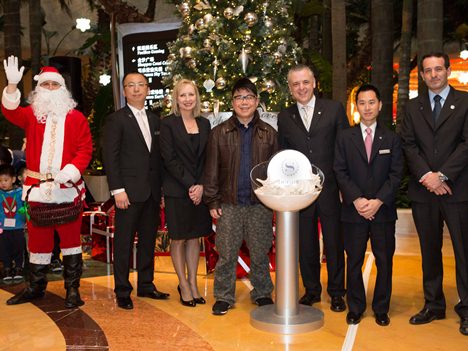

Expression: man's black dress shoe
xmin=409 ymin=308 xmax=445 ymax=325
xmin=330 ymin=296 xmax=346 ymax=312
xmin=137 ymin=289 xmax=170 ymax=300
xmin=346 ymin=312 xmax=362 ymax=325
xmin=375 ymin=313 xmax=390 ymax=326
xmin=299 ymin=293 xmax=321 ymax=306
xmin=117 ymin=296 xmax=133 ymax=310
xmin=460 ymin=317 xmax=468 ymax=336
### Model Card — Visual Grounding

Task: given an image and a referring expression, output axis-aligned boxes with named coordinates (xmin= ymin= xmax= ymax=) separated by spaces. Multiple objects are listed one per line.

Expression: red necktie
xmin=365 ymin=127 xmax=372 ymax=162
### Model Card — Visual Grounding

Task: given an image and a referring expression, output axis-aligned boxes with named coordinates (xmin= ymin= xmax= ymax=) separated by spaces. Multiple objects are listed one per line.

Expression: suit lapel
xmin=175 ymin=116 xmax=197 ymax=159
xmin=196 ymin=118 xmax=208 ymax=158
xmin=309 ymin=98 xmax=323 ymax=132
xmin=288 ymin=104 xmax=309 ymax=133
xmin=435 ymin=87 xmax=456 ymax=130
xmin=418 ymin=94 xmax=436 ymax=130
xmin=369 ymin=124 xmax=385 ymax=163
xmin=350 ymin=125 xmax=368 ymax=162
xmin=125 ymin=106 xmax=150 ymax=153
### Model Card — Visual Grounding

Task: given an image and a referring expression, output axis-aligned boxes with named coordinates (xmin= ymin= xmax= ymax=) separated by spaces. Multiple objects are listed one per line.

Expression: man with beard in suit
xmin=277 ymin=64 xmax=349 ymax=312
xmin=103 ymin=72 xmax=169 ymax=310
xmin=401 ymin=52 xmax=468 ymax=336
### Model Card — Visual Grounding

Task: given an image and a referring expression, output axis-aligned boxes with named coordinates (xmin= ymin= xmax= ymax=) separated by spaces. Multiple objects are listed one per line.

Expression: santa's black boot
xmin=63 ymin=254 xmax=85 ymax=308
xmin=6 ymin=263 xmax=48 ymax=305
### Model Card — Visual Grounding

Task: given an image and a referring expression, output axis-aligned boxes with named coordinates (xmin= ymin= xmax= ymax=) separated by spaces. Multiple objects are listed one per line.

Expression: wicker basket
xmin=26 ymin=180 xmax=83 ymax=227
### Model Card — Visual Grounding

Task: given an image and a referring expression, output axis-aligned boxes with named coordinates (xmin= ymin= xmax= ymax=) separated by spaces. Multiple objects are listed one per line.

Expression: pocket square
xmin=379 ymin=149 xmax=391 ymax=154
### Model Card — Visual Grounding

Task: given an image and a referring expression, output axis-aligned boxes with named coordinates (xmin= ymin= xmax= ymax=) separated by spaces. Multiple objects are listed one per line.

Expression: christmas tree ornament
xmin=244 ymin=34 xmax=251 ymax=42
xmin=163 ymin=94 xmax=172 ymax=109
xmin=167 ymin=53 xmax=176 ymax=62
xmin=203 ymin=79 xmax=215 ymax=92
xmin=186 ymin=59 xmax=197 ymax=69
xmin=263 ymin=79 xmax=276 ymax=93
xmin=248 ymin=76 xmax=258 ymax=83
xmin=233 ymin=5 xmax=244 ymax=16
xmin=194 ymin=0 xmax=211 ymax=11
xmin=178 ymin=3 xmax=190 ymax=17
xmin=203 ymin=39 xmax=212 ymax=49
xmin=201 ymin=101 xmax=211 ymax=112
xmin=203 ymin=13 xmax=214 ymax=24
xmin=179 ymin=46 xmax=193 ymax=58
xmin=264 ymin=17 xmax=273 ymax=28
xmin=273 ymin=51 xmax=283 ymax=64
xmin=223 ymin=7 xmax=234 ymax=19
xmin=278 ymin=44 xmax=287 ymax=53
xmin=188 ymin=24 xmax=196 ymax=34
xmin=215 ymin=77 xmax=226 ymax=89
xmin=195 ymin=18 xmax=205 ymax=30
xmin=239 ymin=48 xmax=249 ymax=74
xmin=244 ymin=12 xmax=258 ymax=27
xmin=213 ymin=58 xmax=219 ymax=79
xmin=213 ymin=99 xmax=220 ymax=117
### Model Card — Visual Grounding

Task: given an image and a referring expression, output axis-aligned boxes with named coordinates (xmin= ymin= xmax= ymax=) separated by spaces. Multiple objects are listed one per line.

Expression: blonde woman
xmin=160 ymin=79 xmax=212 ymax=307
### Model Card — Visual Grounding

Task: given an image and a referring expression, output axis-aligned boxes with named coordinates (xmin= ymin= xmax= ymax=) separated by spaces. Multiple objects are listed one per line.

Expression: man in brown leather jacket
xmin=203 ymin=77 xmax=278 ymax=315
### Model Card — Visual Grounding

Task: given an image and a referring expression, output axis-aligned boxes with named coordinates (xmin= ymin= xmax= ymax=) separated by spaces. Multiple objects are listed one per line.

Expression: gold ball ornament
xmin=273 ymin=52 xmax=283 ymax=64
xmin=201 ymin=101 xmax=211 ymax=113
xmin=179 ymin=46 xmax=193 ymax=58
xmin=195 ymin=18 xmax=205 ymax=30
xmin=167 ymin=53 xmax=176 ymax=62
xmin=263 ymin=79 xmax=276 ymax=93
xmin=244 ymin=12 xmax=258 ymax=27
xmin=224 ymin=7 xmax=234 ymax=19
xmin=163 ymin=94 xmax=172 ymax=109
xmin=203 ymin=13 xmax=214 ymax=25
xmin=186 ymin=59 xmax=197 ymax=69
xmin=178 ymin=3 xmax=190 ymax=17
xmin=215 ymin=77 xmax=227 ymax=90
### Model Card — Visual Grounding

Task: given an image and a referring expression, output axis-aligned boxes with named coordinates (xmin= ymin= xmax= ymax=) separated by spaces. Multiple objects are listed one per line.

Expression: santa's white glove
xmin=3 ymin=56 xmax=25 ymax=85
xmin=54 ymin=171 xmax=72 ymax=185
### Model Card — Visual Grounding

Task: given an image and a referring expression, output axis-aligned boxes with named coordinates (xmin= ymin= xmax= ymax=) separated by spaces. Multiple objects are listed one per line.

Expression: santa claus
xmin=1 ymin=56 xmax=92 ymax=308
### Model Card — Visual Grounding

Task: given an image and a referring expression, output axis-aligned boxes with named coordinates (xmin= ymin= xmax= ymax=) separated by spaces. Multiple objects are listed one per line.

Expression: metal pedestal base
xmin=251 ymin=305 xmax=324 ymax=334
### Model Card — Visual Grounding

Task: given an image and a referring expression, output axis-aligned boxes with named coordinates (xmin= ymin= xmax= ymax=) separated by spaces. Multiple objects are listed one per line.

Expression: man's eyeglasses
xmin=233 ymin=94 xmax=257 ymax=102
xmin=124 ymin=82 xmax=148 ymax=88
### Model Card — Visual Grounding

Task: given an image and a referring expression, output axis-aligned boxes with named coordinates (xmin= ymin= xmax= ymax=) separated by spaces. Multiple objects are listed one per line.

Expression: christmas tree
xmin=163 ymin=0 xmax=302 ymax=113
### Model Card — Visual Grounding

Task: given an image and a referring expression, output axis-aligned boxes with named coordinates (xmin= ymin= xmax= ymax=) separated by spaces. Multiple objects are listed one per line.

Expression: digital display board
xmin=117 ymin=22 xmax=180 ymax=109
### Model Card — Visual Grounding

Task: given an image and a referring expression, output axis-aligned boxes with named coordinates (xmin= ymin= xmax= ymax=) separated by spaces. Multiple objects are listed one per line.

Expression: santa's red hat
xmin=34 ymin=66 xmax=65 ymax=87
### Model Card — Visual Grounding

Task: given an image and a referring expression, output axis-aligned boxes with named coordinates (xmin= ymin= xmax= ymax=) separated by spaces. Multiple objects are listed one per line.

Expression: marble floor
xmin=0 ymin=232 xmax=467 ymax=351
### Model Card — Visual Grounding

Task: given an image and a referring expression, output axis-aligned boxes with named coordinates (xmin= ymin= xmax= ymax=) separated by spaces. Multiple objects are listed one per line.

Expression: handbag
xmin=25 ymin=179 xmax=83 ymax=227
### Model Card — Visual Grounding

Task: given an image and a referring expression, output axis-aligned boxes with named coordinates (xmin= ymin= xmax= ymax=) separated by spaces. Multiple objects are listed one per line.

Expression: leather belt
xmin=25 ymin=169 xmax=55 ymax=180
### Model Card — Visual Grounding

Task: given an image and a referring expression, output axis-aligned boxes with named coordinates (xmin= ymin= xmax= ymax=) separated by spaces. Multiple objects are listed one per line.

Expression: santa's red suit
xmin=1 ymin=90 xmax=92 ymax=260
xmin=1 ymin=64 xmax=92 ymax=308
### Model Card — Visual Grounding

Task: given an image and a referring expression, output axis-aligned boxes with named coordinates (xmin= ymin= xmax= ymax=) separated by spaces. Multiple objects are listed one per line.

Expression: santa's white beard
xmin=29 ymin=87 xmax=77 ymax=123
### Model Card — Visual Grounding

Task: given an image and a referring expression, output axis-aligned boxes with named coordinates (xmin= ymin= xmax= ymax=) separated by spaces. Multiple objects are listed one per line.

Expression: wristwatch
xmin=438 ymin=172 xmax=448 ymax=182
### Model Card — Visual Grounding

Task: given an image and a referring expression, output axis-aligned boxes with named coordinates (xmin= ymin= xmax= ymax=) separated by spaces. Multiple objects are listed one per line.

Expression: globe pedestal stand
xmin=250 ymin=211 xmax=323 ymax=334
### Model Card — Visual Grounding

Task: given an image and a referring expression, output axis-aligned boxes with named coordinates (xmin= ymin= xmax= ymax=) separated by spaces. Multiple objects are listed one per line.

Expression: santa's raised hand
xmin=3 ymin=55 xmax=24 ymax=86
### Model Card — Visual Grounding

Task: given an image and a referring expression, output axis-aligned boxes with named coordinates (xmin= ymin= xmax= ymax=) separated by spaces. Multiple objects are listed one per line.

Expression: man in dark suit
xmin=277 ymin=64 xmax=349 ymax=312
xmin=334 ymin=84 xmax=403 ymax=326
xmin=103 ymin=72 xmax=169 ymax=310
xmin=401 ymin=52 xmax=468 ymax=336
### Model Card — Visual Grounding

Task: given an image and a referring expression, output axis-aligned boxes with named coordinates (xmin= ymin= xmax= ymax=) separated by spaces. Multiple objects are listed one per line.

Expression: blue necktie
xmin=432 ymin=95 xmax=442 ymax=123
